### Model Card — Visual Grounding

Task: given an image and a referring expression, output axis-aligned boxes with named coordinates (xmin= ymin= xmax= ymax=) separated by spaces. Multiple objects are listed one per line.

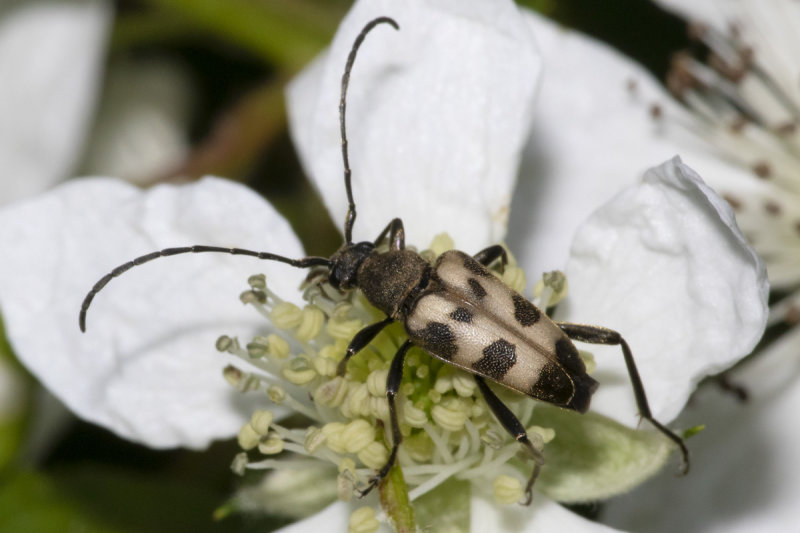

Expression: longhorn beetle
xmin=80 ymin=16 xmax=689 ymax=504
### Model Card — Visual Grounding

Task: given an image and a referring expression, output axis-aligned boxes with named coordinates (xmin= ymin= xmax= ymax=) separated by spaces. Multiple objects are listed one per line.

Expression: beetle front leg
xmin=475 ymin=375 xmax=543 ymax=505
xmin=373 ymin=217 xmax=405 ymax=250
xmin=556 ymin=322 xmax=690 ymax=474
xmin=358 ymin=340 xmax=412 ymax=498
xmin=337 ymin=316 xmax=395 ymax=376
xmin=473 ymin=244 xmax=507 ymax=272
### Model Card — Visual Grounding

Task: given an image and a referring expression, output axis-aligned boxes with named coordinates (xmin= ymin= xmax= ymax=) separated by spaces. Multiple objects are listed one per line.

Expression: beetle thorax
xmin=357 ymin=249 xmax=431 ymax=320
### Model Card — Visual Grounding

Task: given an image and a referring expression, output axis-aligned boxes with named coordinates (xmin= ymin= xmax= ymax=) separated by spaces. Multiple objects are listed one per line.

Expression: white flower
xmin=0 ymin=0 xmax=768 ymax=531
xmin=503 ymin=3 xmax=797 ymax=532
xmin=0 ymin=0 xmax=110 ymax=205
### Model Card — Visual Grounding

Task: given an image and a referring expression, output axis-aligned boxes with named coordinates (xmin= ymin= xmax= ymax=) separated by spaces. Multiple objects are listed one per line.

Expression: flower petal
xmin=0 ymin=0 xmax=110 ymax=204
xmin=601 ymin=327 xmax=800 ymax=532
xmin=0 ymin=177 xmax=307 ymax=448
xmin=287 ymin=0 xmax=540 ymax=251
xmin=274 ymin=502 xmax=353 ymax=533
xmin=471 ymin=493 xmax=625 ymax=532
xmin=557 ymin=158 xmax=768 ymax=426
xmin=509 ymin=11 xmax=758 ymax=278
xmin=274 ymin=495 xmax=627 ymax=533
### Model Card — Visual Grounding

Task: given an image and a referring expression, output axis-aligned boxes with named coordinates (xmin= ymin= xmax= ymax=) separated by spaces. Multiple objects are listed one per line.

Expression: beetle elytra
xmin=80 ymin=16 xmax=689 ymax=504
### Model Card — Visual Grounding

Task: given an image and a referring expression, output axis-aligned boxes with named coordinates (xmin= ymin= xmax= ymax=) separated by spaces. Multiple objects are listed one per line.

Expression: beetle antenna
xmin=79 ymin=246 xmax=331 ymax=332
xmin=340 ymin=16 xmax=399 ymax=244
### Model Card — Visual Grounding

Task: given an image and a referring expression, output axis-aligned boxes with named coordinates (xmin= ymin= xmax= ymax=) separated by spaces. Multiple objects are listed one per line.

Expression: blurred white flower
xmin=0 ymin=0 xmax=110 ymax=205
xmin=502 ymin=3 xmax=799 ymax=532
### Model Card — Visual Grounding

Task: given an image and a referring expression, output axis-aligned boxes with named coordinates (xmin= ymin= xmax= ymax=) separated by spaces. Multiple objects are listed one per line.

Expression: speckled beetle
xmin=80 ymin=17 xmax=689 ymax=504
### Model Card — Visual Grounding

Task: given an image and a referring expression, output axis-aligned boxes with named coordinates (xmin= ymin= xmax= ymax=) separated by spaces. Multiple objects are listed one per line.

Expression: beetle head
xmin=328 ymin=241 xmax=376 ymax=290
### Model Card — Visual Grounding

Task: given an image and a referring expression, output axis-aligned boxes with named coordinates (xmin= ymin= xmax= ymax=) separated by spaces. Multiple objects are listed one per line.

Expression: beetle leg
xmin=473 ymin=244 xmax=507 ymax=272
xmin=556 ymin=322 xmax=690 ymax=474
xmin=475 ymin=375 xmax=543 ymax=505
xmin=337 ymin=316 xmax=395 ymax=376
xmin=373 ymin=218 xmax=405 ymax=250
xmin=358 ymin=340 xmax=412 ymax=498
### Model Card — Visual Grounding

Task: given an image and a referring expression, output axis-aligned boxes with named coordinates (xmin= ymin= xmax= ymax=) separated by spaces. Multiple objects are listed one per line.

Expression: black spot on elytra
xmin=512 ymin=294 xmax=540 ymax=326
xmin=449 ymin=307 xmax=473 ymax=323
xmin=529 ymin=363 xmax=573 ymax=405
xmin=473 ymin=339 xmax=516 ymax=380
xmin=467 ymin=278 xmax=487 ymax=300
xmin=462 ymin=253 xmax=491 ymax=277
xmin=416 ymin=321 xmax=457 ymax=360
xmin=554 ymin=338 xmax=586 ymax=374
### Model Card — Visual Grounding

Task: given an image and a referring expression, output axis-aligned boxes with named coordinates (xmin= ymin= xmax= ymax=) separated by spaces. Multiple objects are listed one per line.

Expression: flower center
xmin=217 ymin=234 xmax=574 ymax=520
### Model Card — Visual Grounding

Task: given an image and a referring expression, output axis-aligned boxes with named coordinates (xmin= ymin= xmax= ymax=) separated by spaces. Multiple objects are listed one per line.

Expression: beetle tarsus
xmin=556 ymin=322 xmax=691 ymax=474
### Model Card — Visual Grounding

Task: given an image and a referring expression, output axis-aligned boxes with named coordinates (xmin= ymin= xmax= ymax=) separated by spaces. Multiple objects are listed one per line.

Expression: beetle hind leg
xmin=475 ymin=375 xmax=543 ymax=505
xmin=473 ymin=244 xmax=508 ymax=272
xmin=556 ymin=322 xmax=690 ymax=475
xmin=357 ymin=340 xmax=412 ymax=498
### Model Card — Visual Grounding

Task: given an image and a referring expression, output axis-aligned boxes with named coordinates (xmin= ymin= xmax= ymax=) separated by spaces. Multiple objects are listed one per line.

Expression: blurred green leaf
xmin=0 ymin=316 xmax=31 ymax=472
xmin=0 ymin=470 xmax=121 ymax=533
xmin=0 ymin=465 xmax=285 ymax=532
xmin=139 ymin=0 xmax=349 ymax=71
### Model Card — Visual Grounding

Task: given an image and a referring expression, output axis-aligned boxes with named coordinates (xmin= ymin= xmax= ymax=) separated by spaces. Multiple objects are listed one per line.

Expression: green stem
xmin=378 ymin=462 xmax=416 ymax=533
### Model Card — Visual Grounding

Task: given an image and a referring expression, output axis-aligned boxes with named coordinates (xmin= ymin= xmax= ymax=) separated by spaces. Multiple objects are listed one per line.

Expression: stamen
xmin=223 ymin=239 xmax=580 ymax=515
xmin=493 ymin=475 xmax=524 ymax=505
xmin=348 ymin=507 xmax=380 ymax=533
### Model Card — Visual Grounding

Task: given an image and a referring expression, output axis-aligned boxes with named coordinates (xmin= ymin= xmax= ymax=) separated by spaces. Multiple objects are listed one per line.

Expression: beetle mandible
xmin=79 ymin=16 xmax=689 ymax=504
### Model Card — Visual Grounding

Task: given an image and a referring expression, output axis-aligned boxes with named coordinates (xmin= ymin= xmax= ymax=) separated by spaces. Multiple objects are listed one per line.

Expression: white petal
xmin=274 ymin=502 xmax=351 ymax=533
xmin=557 ymin=158 xmax=768 ymax=426
xmin=652 ymin=0 xmax=729 ymax=22
xmin=287 ymin=0 xmax=540 ymax=251
xmin=0 ymin=0 xmax=110 ymax=204
xmin=274 ymin=496 xmax=626 ymax=533
xmin=0 ymin=177 xmax=307 ymax=448
xmin=601 ymin=327 xmax=800 ymax=532
xmin=509 ymin=11 xmax=757 ymax=278
xmin=471 ymin=494 xmax=625 ymax=532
